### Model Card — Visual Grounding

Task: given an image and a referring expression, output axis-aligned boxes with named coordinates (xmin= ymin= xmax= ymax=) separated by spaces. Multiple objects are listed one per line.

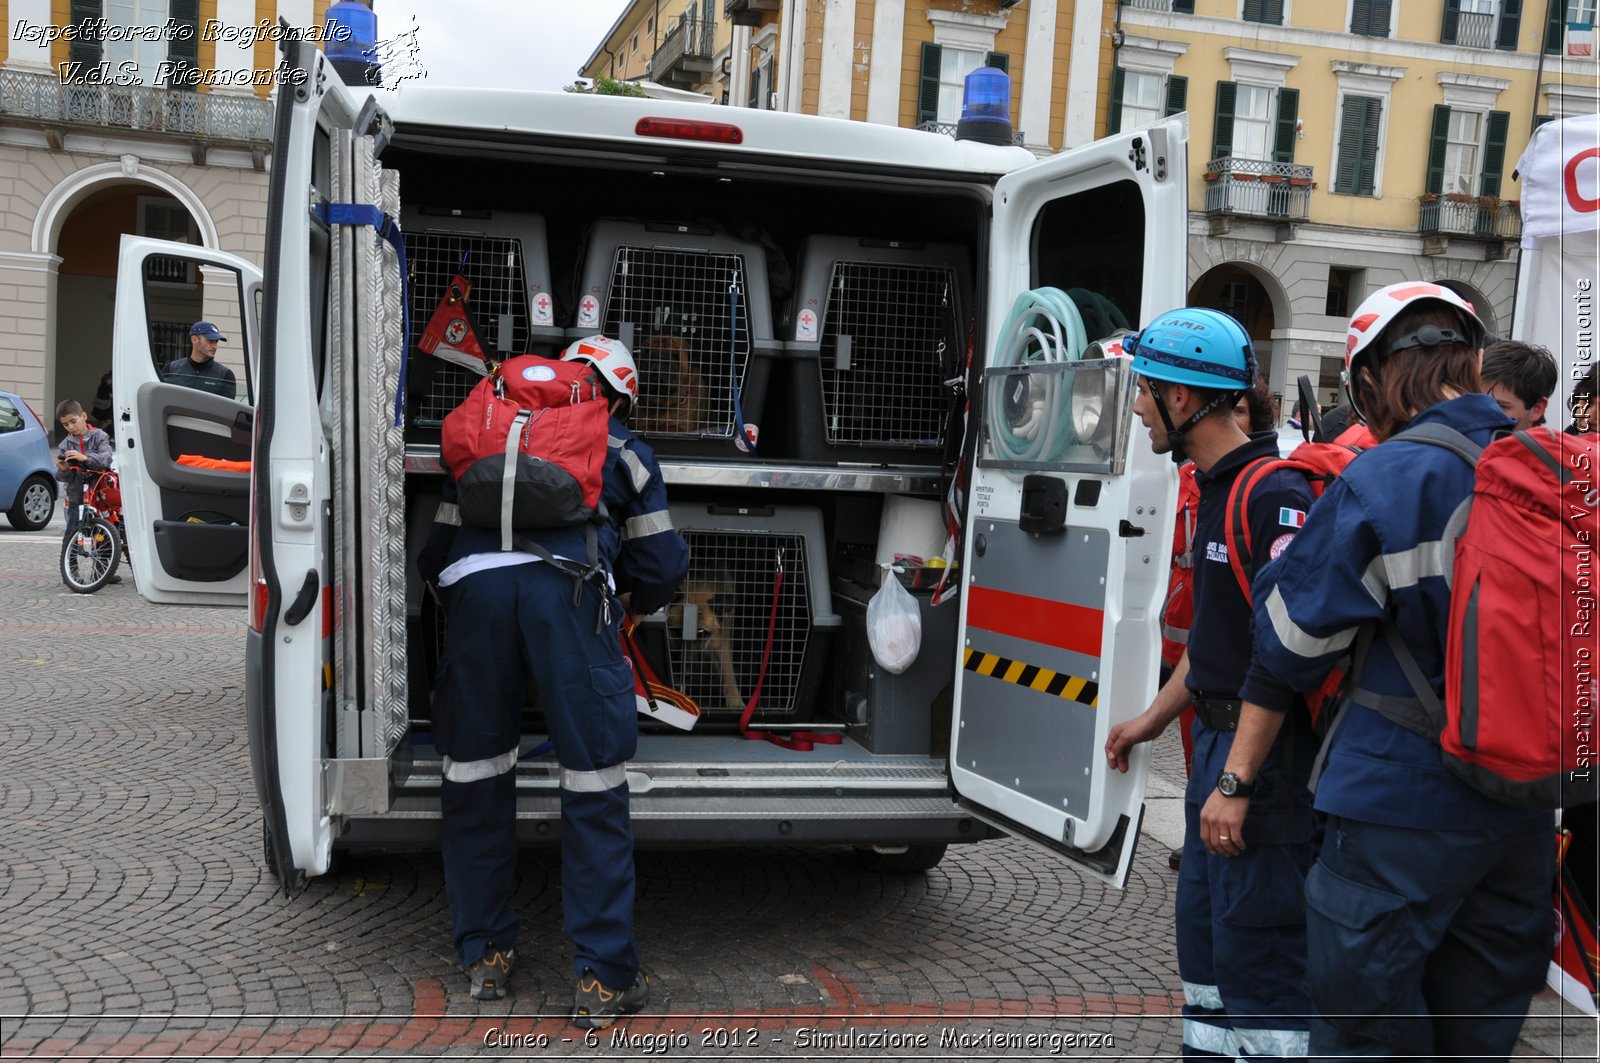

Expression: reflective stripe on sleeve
xmin=560 ymin=763 xmax=628 ymax=793
xmin=1162 ymin=623 xmax=1190 ymax=646
xmin=624 ymin=510 xmax=675 ymax=540
xmin=1181 ymin=980 xmax=1223 ymax=1011
xmin=1265 ymin=584 xmax=1360 ymax=659
xmin=434 ymin=502 xmax=461 ymax=526
xmin=442 ymin=745 xmax=520 ymax=784
xmin=1182 ymin=1018 xmax=1238 ymax=1057
xmin=618 ymin=447 xmax=651 ymax=493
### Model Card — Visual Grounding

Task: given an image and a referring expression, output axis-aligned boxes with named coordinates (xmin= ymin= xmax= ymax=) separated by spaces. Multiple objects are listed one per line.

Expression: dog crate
xmin=571 ymin=220 xmax=781 ymax=458
xmin=402 ymin=207 xmax=564 ymax=429
xmin=787 ymin=236 xmax=970 ymax=465
xmin=638 ymin=503 xmax=839 ymax=728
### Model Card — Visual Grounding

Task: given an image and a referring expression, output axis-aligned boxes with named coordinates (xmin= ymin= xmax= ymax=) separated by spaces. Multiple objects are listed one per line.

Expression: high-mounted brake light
xmin=635 ymin=117 xmax=744 ymax=145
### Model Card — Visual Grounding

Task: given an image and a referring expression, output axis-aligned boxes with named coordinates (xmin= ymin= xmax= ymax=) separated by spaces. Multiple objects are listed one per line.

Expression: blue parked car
xmin=0 ymin=390 xmax=58 ymax=531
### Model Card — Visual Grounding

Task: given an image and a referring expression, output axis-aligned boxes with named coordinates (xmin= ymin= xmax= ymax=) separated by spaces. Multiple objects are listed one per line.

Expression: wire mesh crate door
xmin=668 ymin=531 xmax=812 ymax=718
xmin=819 ymin=261 xmax=961 ymax=446
xmin=603 ymin=246 xmax=752 ymax=438
xmin=405 ymin=232 xmax=531 ymax=424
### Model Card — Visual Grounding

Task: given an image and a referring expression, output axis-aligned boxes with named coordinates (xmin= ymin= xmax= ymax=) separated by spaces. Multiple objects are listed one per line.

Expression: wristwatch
xmin=1216 ymin=771 xmax=1257 ymax=798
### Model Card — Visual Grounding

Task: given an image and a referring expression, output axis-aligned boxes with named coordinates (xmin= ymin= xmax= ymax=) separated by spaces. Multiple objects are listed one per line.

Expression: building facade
xmin=1116 ymin=0 xmax=1600 ymax=408
xmin=0 ymin=0 xmax=335 ymax=419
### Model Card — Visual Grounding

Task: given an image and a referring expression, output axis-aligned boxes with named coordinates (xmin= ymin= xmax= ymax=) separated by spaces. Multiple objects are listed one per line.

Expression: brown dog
xmin=667 ymin=578 xmax=744 ymax=711
xmin=635 ymin=334 xmax=708 ymax=435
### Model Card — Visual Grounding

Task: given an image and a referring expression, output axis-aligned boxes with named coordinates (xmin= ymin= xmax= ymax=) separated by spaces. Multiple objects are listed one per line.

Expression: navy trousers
xmin=1305 ymin=814 xmax=1553 ymax=1061
xmin=1177 ymin=722 xmax=1317 ymax=1061
xmin=433 ymin=561 xmax=640 ymax=988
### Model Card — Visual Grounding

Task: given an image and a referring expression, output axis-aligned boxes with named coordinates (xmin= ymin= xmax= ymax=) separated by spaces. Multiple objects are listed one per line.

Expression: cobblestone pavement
xmin=0 ymin=525 xmax=1590 ymax=1060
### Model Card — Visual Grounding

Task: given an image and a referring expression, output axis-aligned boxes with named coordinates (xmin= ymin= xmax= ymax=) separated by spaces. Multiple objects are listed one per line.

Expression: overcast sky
xmin=365 ymin=2 xmax=632 ymax=92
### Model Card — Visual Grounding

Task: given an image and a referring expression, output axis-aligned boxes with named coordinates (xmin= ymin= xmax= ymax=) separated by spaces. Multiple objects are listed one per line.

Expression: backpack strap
xmin=1223 ymin=455 xmax=1291 ymax=605
xmin=511 ymin=525 xmax=612 ymax=634
xmin=499 ymin=409 xmax=533 ymax=553
xmin=1389 ymin=421 xmax=1483 ymax=465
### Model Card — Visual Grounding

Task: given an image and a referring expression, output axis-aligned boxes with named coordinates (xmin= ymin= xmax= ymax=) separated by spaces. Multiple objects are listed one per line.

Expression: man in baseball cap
xmin=163 ymin=321 xmax=237 ymax=400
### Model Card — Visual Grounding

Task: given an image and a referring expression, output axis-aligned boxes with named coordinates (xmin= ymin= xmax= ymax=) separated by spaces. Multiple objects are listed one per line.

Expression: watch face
xmin=1219 ymin=773 xmax=1238 ymax=796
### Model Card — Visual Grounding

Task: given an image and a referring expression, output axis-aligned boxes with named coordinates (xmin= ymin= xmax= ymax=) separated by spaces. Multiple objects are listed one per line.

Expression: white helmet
xmin=1343 ymin=281 xmax=1485 ymax=419
xmin=562 ymin=335 xmax=638 ymax=414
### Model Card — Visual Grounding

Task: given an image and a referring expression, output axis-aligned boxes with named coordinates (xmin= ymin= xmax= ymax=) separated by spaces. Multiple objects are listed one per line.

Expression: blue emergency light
xmin=955 ymin=66 xmax=1015 ymax=146
xmin=324 ymin=0 xmax=381 ymax=87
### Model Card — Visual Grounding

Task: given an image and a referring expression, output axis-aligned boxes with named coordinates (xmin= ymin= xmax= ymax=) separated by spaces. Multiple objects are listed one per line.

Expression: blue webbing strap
xmin=315 ymin=202 xmax=411 ymax=426
xmin=728 ymin=281 xmax=757 ymax=455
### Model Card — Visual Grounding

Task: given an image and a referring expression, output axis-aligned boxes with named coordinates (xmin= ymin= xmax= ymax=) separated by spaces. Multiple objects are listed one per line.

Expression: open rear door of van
xmin=251 ymin=39 xmax=408 ymax=891
xmin=112 ymin=236 xmax=260 ymax=605
xmin=949 ymin=118 xmax=1189 ymax=888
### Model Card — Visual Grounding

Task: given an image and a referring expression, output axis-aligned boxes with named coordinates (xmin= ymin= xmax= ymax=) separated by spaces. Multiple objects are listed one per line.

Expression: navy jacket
xmin=419 ymin=418 xmax=689 ymax=617
xmin=1241 ymin=394 xmax=1549 ymax=829
xmin=1185 ymin=431 xmax=1313 ymax=712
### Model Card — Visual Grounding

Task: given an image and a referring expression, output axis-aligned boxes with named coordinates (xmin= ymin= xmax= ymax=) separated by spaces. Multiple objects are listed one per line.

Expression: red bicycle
xmin=60 ymin=468 xmax=126 ymax=593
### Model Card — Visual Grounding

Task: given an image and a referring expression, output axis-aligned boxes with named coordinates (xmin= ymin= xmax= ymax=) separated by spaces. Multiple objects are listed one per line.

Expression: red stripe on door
xmin=966 ymin=586 xmax=1103 ymax=659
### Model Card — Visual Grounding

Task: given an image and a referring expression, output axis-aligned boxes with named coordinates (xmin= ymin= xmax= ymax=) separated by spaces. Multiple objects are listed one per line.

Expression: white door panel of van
xmin=113 ymin=236 xmax=260 ymax=606
xmin=950 ymin=119 xmax=1189 ymax=888
xmin=253 ymin=40 xmax=407 ymax=890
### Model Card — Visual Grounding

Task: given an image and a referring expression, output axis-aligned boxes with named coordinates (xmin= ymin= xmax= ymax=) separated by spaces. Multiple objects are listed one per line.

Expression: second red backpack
xmin=1224 ymin=440 xmax=1365 ymax=728
xmin=441 ymin=355 xmax=611 ymax=547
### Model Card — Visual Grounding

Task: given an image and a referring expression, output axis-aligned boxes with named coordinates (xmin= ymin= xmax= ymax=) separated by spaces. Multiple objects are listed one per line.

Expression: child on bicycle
xmin=54 ymin=400 xmax=118 ymax=582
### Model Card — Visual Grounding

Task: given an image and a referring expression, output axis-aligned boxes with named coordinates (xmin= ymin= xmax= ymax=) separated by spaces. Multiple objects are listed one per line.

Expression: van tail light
xmin=634 ymin=117 xmax=743 ymax=145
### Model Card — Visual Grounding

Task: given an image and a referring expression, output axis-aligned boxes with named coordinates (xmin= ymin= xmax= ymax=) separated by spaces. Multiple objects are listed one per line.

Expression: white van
xmin=114 ymin=40 xmax=1185 ymax=892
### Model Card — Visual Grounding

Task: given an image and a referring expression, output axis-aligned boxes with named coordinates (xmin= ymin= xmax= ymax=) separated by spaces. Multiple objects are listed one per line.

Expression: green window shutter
xmin=1535 ymin=113 xmax=1555 ymax=130
xmin=1426 ymin=104 xmax=1450 ymax=195
xmin=1173 ymin=0 xmax=1195 ymax=11
xmin=69 ymin=0 xmax=102 ymax=69
xmin=1336 ymin=95 xmax=1381 ymax=195
xmin=1479 ymin=110 xmax=1510 ymax=197
xmin=917 ymin=42 xmax=942 ymax=125
xmin=1546 ymin=3 xmax=1566 ymax=53
xmin=1108 ymin=67 xmax=1125 ymax=135
xmin=1441 ymin=0 xmax=1461 ymax=43
xmin=1243 ymin=0 xmax=1282 ymax=24
xmin=1496 ymin=0 xmax=1522 ymax=49
xmin=985 ymin=51 xmax=1009 ymax=73
xmin=1273 ymin=87 xmax=1299 ymax=163
xmin=168 ymin=0 xmax=200 ymax=90
xmin=1165 ymin=74 xmax=1188 ymax=117
xmin=1212 ymin=80 xmax=1236 ymax=160
xmin=1353 ymin=0 xmax=1392 ymax=36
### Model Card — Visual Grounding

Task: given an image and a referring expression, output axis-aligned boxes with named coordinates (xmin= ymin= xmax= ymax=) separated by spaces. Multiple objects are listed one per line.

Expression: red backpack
xmin=1223 ymin=441 xmax=1366 ymax=729
xmin=1386 ymin=424 xmax=1600 ymax=809
xmin=440 ymin=354 xmax=611 ymax=550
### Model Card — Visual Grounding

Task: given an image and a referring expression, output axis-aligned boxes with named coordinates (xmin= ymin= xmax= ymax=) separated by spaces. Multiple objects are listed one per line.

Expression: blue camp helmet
xmin=1126 ymin=307 xmax=1256 ymax=391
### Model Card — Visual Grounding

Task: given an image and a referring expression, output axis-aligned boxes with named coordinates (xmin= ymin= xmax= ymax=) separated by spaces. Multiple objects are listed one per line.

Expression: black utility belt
xmin=1192 ymin=696 xmax=1242 ymax=732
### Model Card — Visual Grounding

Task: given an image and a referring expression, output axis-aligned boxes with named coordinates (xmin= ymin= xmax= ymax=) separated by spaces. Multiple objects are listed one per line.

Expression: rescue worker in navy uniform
xmin=1221 ymin=283 xmax=1553 ymax=1058
xmin=417 ymin=336 xmax=689 ymax=1027
xmin=1105 ymin=307 xmax=1317 ymax=1059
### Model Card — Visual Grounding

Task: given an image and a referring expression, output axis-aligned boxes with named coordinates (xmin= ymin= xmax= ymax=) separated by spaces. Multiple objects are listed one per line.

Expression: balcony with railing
xmin=1453 ymin=9 xmax=1495 ymax=48
xmin=0 ymin=68 xmax=273 ymax=146
xmin=650 ymin=14 xmax=716 ymax=88
xmin=724 ymin=0 xmax=779 ymax=23
xmin=1418 ymin=195 xmax=1521 ymax=241
xmin=1204 ymin=157 xmax=1314 ymax=221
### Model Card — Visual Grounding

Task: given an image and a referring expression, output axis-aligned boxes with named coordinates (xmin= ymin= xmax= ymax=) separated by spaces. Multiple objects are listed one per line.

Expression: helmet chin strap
xmin=1151 ymin=384 xmax=1237 ymax=464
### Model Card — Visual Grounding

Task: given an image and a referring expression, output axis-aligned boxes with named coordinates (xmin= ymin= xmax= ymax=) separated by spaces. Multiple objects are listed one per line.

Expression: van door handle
xmin=283 ymin=570 xmax=320 ymax=626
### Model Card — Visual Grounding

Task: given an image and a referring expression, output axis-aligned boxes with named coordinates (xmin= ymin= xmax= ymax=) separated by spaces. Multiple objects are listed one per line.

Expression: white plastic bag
xmin=867 ymin=568 xmax=922 ymax=675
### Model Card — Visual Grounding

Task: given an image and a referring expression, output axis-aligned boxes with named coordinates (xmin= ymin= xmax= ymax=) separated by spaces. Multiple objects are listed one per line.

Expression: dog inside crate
xmin=632 ymin=334 xmax=709 ymax=436
xmin=664 ymin=530 xmax=813 ymax=719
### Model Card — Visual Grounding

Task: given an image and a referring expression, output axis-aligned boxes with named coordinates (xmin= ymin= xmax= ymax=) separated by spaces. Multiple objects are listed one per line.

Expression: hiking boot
xmin=570 ymin=968 xmax=650 ymax=1030
xmin=466 ymin=948 xmax=514 ymax=1001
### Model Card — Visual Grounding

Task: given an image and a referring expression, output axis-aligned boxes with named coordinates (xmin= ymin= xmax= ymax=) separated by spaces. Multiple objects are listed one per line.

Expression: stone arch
xmin=33 ymin=158 xmax=219 ymax=255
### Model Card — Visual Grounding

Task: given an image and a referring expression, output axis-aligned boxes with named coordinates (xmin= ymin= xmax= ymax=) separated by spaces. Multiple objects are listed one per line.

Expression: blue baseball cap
xmin=190 ymin=321 xmax=227 ymax=342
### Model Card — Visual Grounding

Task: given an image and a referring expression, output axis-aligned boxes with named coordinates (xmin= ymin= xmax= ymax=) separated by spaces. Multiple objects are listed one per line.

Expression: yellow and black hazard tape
xmin=962 ymin=648 xmax=1099 ymax=708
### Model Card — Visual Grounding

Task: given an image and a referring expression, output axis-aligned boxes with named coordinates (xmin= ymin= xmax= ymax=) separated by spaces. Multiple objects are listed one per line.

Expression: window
xmin=1221 ymin=281 xmax=1250 ymax=323
xmin=647 ymin=15 xmax=655 ymax=33
xmin=1243 ymin=0 xmax=1285 ymax=25
xmin=138 ymin=197 xmax=197 ymax=285
xmin=1350 ymin=0 xmax=1392 ymax=36
xmin=1443 ymin=109 xmax=1482 ymax=194
xmin=1442 ymin=0 xmax=1522 ymax=50
xmin=1231 ymin=84 xmax=1273 ymax=160
xmin=1334 ymin=94 xmax=1383 ymax=195
xmin=104 ymin=0 xmax=170 ymax=84
xmin=1212 ymin=79 xmax=1299 ymax=163
xmin=1326 ymin=268 xmax=1363 ymax=318
xmin=0 ymin=397 xmax=22 ymax=434
xmin=936 ymin=46 xmax=986 ymax=124
xmin=1120 ymin=71 xmax=1165 ymax=133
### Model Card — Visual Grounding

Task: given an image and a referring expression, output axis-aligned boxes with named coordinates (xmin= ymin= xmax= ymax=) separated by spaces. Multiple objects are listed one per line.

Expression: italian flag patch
xmin=1279 ymin=507 xmax=1307 ymax=528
